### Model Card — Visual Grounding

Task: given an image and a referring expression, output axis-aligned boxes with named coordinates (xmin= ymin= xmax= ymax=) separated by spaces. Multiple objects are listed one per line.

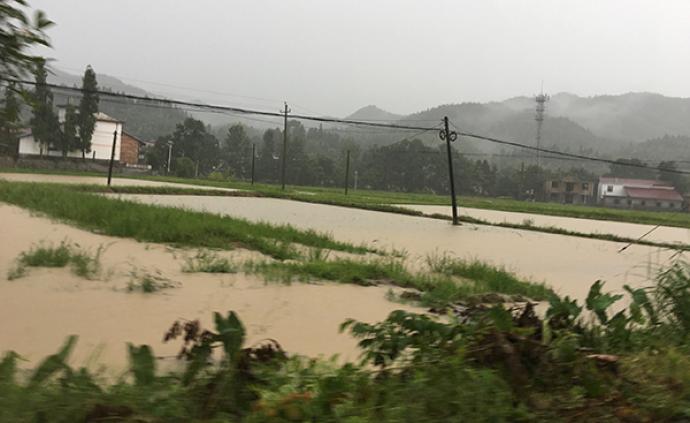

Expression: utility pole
xmin=281 ymin=102 xmax=290 ymax=190
xmin=440 ymin=117 xmax=459 ymax=225
xmin=250 ymin=143 xmax=256 ymax=185
xmin=166 ymin=141 xmax=173 ymax=174
xmin=344 ymin=150 xmax=351 ymax=195
xmin=107 ymin=130 xmax=118 ymax=186
xmin=354 ymin=170 xmax=358 ymax=191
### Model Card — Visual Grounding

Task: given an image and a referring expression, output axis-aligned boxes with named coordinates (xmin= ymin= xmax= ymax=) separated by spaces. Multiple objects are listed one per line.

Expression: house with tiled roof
xmin=597 ymin=177 xmax=684 ymax=211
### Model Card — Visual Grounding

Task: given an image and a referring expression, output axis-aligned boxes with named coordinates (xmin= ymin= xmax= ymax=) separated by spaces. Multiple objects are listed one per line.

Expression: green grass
xmin=243 ymin=255 xmax=556 ymax=308
xmin=0 ymin=181 xmax=373 ymax=260
xmin=426 ymin=254 xmax=555 ymax=302
xmin=8 ymin=241 xmax=102 ymax=280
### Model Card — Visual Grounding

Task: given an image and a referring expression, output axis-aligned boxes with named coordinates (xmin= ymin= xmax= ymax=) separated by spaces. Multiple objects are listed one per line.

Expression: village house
xmin=17 ymin=109 xmax=141 ymax=166
xmin=544 ymin=176 xmax=595 ymax=205
xmin=598 ymin=177 xmax=684 ymax=211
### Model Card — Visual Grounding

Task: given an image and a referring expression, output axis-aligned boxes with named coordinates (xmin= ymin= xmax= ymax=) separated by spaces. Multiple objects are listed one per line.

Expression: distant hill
xmin=346 ymin=105 xmax=402 ymax=122
xmin=500 ymin=92 xmax=690 ymax=142
xmin=48 ymin=68 xmax=188 ymax=141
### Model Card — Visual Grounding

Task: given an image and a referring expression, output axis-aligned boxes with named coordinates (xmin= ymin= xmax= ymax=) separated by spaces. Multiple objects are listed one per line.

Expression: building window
xmin=656 ymin=202 xmax=662 ymax=208
xmin=614 ymin=198 xmax=620 ymax=205
xmin=627 ymin=199 xmax=632 ymax=206
xmin=582 ymin=183 xmax=589 ymax=190
xmin=641 ymin=201 xmax=646 ymax=206
xmin=551 ymin=181 xmax=559 ymax=189
xmin=670 ymin=203 xmax=676 ymax=208
xmin=566 ymin=182 xmax=575 ymax=192
xmin=607 ymin=185 xmax=613 ymax=192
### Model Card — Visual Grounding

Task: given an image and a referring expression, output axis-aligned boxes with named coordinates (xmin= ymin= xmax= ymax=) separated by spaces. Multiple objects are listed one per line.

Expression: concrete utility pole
xmin=281 ymin=102 xmax=290 ymax=190
xmin=107 ymin=130 xmax=118 ymax=186
xmin=344 ymin=150 xmax=351 ymax=195
xmin=251 ymin=143 xmax=256 ymax=185
xmin=440 ymin=117 xmax=460 ymax=225
xmin=166 ymin=141 xmax=173 ymax=174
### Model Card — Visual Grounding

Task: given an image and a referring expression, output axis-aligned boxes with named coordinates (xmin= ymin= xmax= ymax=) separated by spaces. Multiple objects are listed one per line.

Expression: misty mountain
xmin=346 ymin=105 xmax=402 ymax=122
xmin=501 ymin=92 xmax=690 ymax=142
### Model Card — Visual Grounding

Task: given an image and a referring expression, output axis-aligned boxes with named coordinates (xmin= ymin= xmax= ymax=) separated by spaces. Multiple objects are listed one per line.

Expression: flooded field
xmin=0 ymin=172 xmax=237 ymax=192
xmin=402 ymin=204 xmax=690 ymax=246
xmin=0 ymin=204 xmax=416 ymax=372
xmin=115 ymin=194 xmax=683 ymax=301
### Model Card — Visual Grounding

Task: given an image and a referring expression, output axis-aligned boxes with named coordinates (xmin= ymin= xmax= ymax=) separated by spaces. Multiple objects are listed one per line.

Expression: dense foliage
xmin=4 ymin=262 xmax=690 ymax=421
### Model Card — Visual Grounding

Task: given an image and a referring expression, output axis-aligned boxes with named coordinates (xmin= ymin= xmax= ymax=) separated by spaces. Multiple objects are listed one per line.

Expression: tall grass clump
xmin=426 ymin=253 xmax=556 ymax=301
xmin=0 ymin=182 xmax=372 ymax=259
xmin=8 ymin=241 xmax=102 ymax=280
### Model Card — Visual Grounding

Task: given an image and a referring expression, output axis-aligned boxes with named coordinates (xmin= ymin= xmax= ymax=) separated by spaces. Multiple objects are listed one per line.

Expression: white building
xmin=18 ymin=111 xmax=123 ymax=161
xmin=598 ymin=177 xmax=684 ymax=210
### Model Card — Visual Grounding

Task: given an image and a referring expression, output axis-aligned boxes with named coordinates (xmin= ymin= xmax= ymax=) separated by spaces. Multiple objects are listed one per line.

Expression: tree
xmin=258 ymin=128 xmax=280 ymax=182
xmin=223 ymin=124 xmax=252 ymax=178
xmin=29 ymin=60 xmax=60 ymax=155
xmin=60 ymin=104 xmax=79 ymax=156
xmin=148 ymin=118 xmax=219 ymax=175
xmin=0 ymin=83 xmax=21 ymax=156
xmin=77 ymin=65 xmax=99 ymax=158
xmin=0 ymin=1 xmax=53 ymax=79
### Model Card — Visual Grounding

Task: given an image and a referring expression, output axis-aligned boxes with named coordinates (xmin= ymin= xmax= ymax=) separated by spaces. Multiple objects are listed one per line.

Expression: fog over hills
xmin=46 ymin=68 xmax=690 ymax=160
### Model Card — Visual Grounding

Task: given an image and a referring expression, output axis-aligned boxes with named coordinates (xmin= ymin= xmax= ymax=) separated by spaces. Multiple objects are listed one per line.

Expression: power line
xmin=8 ymin=75 xmax=690 ymax=176
xmin=2 ymin=77 xmax=438 ymax=132
xmin=449 ymin=122 xmax=690 ymax=176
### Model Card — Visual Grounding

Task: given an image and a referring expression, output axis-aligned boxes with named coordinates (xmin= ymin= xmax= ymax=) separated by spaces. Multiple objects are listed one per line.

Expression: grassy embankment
xmin=3 ymin=166 xmax=690 ymax=229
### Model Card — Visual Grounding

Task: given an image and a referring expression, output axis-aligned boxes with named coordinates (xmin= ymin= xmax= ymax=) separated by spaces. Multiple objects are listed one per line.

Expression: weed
xmin=127 ymin=269 xmax=177 ymax=293
xmin=182 ymin=250 xmax=238 ymax=273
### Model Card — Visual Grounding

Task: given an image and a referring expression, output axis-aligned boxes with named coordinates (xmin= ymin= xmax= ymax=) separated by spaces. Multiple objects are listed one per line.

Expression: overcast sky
xmin=28 ymin=0 xmax=690 ymax=117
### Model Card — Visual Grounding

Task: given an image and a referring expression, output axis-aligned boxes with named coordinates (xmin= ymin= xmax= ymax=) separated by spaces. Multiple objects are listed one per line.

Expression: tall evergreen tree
xmin=223 ymin=124 xmax=252 ymax=178
xmin=77 ymin=65 xmax=99 ymax=158
xmin=0 ymin=83 xmax=21 ymax=156
xmin=61 ymin=104 xmax=79 ymax=156
xmin=29 ymin=60 xmax=60 ymax=155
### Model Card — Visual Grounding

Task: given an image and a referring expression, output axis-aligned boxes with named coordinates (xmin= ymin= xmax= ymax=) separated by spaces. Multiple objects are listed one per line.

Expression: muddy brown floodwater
xmin=0 ymin=172 xmax=238 ymax=192
xmin=114 ymin=194 xmax=686 ymax=302
xmin=0 ymin=204 xmax=418 ymax=374
xmin=401 ymin=204 xmax=690 ymax=246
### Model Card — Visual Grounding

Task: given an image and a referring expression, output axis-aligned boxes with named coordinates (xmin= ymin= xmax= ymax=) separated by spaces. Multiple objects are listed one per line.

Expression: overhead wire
xmin=7 ymin=75 xmax=690 ymax=176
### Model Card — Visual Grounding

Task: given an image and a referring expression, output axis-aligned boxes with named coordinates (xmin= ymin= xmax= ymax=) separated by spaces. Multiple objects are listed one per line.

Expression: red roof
xmin=625 ymin=187 xmax=683 ymax=201
xmin=599 ymin=177 xmax=672 ymax=188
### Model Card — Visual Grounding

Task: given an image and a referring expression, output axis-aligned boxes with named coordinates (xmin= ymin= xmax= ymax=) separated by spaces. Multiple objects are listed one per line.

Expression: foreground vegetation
xmin=3 ymin=261 xmax=690 ymax=421
xmin=0 ymin=182 xmax=372 ymax=260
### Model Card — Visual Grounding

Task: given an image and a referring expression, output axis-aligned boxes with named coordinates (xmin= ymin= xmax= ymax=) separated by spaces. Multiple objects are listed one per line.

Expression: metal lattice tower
xmin=535 ymin=91 xmax=549 ymax=168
